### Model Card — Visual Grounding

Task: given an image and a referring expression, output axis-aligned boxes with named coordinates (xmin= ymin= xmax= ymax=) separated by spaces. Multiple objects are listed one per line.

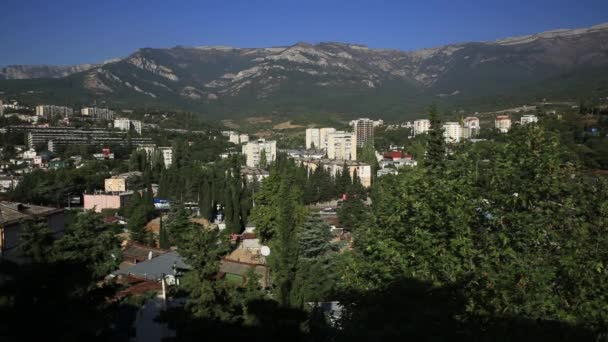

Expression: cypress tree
xmin=158 ymin=215 xmax=170 ymax=249
xmin=424 ymin=104 xmax=446 ymax=172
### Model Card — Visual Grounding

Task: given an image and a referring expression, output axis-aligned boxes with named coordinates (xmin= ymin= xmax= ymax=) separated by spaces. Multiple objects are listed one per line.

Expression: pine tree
xmin=158 ymin=215 xmax=169 ymax=249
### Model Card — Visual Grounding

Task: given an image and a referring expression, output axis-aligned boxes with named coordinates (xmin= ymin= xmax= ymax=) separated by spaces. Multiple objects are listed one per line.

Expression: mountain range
xmin=1 ymin=23 xmax=608 ymax=119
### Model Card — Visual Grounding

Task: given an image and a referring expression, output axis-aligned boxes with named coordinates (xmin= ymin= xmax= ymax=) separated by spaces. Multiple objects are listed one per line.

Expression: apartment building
xmin=443 ymin=122 xmax=463 ymax=143
xmin=242 ymin=139 xmax=277 ymax=167
xmin=299 ymin=158 xmax=372 ymax=188
xmin=81 ymin=107 xmax=115 ymax=121
xmin=352 ymin=118 xmax=374 ymax=147
xmin=413 ymin=119 xmax=431 ymax=135
xmin=35 ymin=105 xmax=74 ymax=118
xmin=114 ymin=118 xmax=143 ymax=134
xmin=305 ymin=127 xmax=336 ymax=150
xmin=327 ymin=131 xmax=357 ymax=161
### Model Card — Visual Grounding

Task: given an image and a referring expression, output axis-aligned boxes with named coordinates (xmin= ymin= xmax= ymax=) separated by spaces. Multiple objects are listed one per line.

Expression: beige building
xmin=495 ymin=116 xmax=512 ymax=133
xmin=84 ymin=191 xmax=133 ymax=213
xmin=413 ymin=119 xmax=431 ymax=135
xmin=305 ymin=128 xmax=336 ymax=150
xmin=327 ymin=131 xmax=357 ymax=161
xmin=104 ymin=171 xmax=143 ymax=192
xmin=242 ymin=139 xmax=277 ymax=167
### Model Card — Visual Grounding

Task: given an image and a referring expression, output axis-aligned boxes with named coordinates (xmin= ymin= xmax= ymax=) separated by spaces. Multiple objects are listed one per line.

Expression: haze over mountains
xmin=1 ymin=23 xmax=607 ymax=119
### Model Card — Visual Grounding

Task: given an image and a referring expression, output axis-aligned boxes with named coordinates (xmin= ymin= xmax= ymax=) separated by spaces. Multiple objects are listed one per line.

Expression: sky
xmin=1 ymin=0 xmax=607 ymax=66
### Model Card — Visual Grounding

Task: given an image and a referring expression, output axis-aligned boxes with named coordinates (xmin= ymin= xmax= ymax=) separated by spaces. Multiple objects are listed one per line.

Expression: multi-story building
xmin=327 ymin=131 xmax=357 ymax=161
xmin=462 ymin=117 xmax=480 ymax=139
xmin=298 ymin=159 xmax=372 ymax=188
xmin=413 ymin=119 xmax=431 ymax=135
xmin=9 ymin=126 xmax=153 ymax=152
xmin=35 ymin=105 xmax=74 ymax=118
xmin=242 ymin=139 xmax=277 ymax=167
xmin=352 ymin=118 xmax=374 ymax=147
xmin=443 ymin=122 xmax=463 ymax=143
xmin=158 ymin=147 xmax=173 ymax=168
xmin=114 ymin=118 xmax=143 ymax=134
xmin=520 ymin=114 xmax=539 ymax=125
xmin=305 ymin=128 xmax=336 ymax=150
xmin=81 ymin=107 xmax=115 ymax=121
xmin=495 ymin=116 xmax=512 ymax=133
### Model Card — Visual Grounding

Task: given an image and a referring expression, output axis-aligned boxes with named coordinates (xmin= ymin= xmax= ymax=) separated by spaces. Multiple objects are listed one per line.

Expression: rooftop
xmin=0 ymin=201 xmax=63 ymax=226
xmin=113 ymin=251 xmax=190 ymax=281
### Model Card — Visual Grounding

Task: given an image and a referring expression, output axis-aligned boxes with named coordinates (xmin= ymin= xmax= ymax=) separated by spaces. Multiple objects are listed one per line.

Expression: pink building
xmin=84 ymin=191 xmax=133 ymax=213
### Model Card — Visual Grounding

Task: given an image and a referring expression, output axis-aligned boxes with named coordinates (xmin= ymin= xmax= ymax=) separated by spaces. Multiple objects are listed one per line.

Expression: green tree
xmin=20 ymin=219 xmax=54 ymax=263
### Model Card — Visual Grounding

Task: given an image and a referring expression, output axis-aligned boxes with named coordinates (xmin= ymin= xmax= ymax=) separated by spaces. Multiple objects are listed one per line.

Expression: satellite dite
xmin=260 ymin=246 xmax=271 ymax=256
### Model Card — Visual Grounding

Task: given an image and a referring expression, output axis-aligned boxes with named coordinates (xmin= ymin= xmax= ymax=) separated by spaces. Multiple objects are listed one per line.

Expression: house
xmin=240 ymin=166 xmax=269 ymax=183
xmin=0 ymin=201 xmax=65 ymax=262
xmin=104 ymin=171 xmax=143 ymax=192
xmin=112 ymin=251 xmax=190 ymax=286
xmin=0 ymin=175 xmax=19 ymax=192
xmin=48 ymin=158 xmax=68 ymax=170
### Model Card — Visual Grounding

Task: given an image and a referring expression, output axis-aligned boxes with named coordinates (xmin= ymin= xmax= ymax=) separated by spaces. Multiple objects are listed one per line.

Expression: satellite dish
xmin=260 ymin=246 xmax=271 ymax=256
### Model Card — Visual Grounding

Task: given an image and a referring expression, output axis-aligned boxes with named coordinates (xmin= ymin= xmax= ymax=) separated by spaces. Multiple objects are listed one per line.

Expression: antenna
xmin=260 ymin=245 xmax=271 ymax=257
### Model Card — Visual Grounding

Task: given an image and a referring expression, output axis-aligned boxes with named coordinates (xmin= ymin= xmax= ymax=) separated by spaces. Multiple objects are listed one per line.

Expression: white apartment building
xmin=413 ymin=119 xmax=431 ymax=135
xmin=305 ymin=128 xmax=336 ymax=150
xmin=227 ymin=132 xmax=249 ymax=144
xmin=114 ymin=118 xmax=142 ymax=135
xmin=35 ymin=105 xmax=74 ymax=118
xmin=242 ymin=139 xmax=277 ymax=167
xmin=158 ymin=147 xmax=173 ymax=168
xmin=327 ymin=131 xmax=357 ymax=161
xmin=495 ymin=116 xmax=512 ymax=133
xmin=81 ymin=107 xmax=115 ymax=121
xmin=520 ymin=115 xmax=539 ymax=125
xmin=443 ymin=122 xmax=463 ymax=143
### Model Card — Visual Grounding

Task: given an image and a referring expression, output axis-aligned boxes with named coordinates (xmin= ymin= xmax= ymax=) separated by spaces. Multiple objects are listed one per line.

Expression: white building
xmin=520 ymin=115 xmax=538 ymax=125
xmin=327 ymin=131 xmax=357 ymax=161
xmin=305 ymin=128 xmax=336 ymax=150
xmin=495 ymin=116 xmax=512 ymax=133
xmin=81 ymin=107 xmax=115 ymax=121
xmin=242 ymin=139 xmax=277 ymax=167
xmin=462 ymin=117 xmax=480 ymax=139
xmin=35 ymin=105 xmax=73 ymax=118
xmin=158 ymin=147 xmax=173 ymax=168
xmin=413 ymin=119 xmax=431 ymax=135
xmin=442 ymin=122 xmax=463 ymax=143
xmin=114 ymin=118 xmax=142 ymax=135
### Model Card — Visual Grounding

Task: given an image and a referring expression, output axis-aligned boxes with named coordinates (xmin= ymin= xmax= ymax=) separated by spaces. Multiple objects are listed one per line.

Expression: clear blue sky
xmin=1 ymin=0 xmax=607 ymax=66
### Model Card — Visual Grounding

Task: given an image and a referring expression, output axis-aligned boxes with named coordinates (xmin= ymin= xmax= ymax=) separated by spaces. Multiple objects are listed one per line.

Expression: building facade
xmin=84 ymin=191 xmax=133 ymax=213
xmin=413 ymin=119 xmax=431 ymax=135
xmin=352 ymin=118 xmax=374 ymax=147
xmin=35 ymin=105 xmax=74 ymax=118
xmin=520 ymin=115 xmax=538 ymax=125
xmin=462 ymin=117 xmax=480 ymax=139
xmin=81 ymin=107 xmax=115 ymax=121
xmin=242 ymin=139 xmax=277 ymax=167
xmin=443 ymin=122 xmax=463 ymax=143
xmin=114 ymin=118 xmax=143 ymax=134
xmin=305 ymin=128 xmax=336 ymax=150
xmin=495 ymin=116 xmax=512 ymax=133
xmin=327 ymin=131 xmax=357 ymax=161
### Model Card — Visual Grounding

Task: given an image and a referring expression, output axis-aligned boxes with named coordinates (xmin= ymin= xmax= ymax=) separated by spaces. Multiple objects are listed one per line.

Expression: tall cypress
xmin=424 ymin=104 xmax=446 ymax=172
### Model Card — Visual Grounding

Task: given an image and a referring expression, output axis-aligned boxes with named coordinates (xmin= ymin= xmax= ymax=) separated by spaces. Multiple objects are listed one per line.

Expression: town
xmin=1 ymin=2 xmax=608 ymax=341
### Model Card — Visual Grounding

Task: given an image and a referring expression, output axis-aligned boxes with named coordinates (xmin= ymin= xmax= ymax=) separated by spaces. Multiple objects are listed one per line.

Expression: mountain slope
xmin=1 ymin=23 xmax=607 ymax=119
